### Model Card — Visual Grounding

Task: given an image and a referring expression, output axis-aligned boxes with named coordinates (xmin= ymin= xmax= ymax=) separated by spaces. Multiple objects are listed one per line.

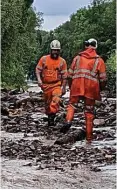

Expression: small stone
xmin=33 ymin=133 xmax=39 ymax=137
xmin=24 ymin=133 xmax=28 ymax=137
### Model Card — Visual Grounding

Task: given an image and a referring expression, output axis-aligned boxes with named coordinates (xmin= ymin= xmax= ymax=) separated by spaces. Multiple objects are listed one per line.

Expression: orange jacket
xmin=36 ymin=55 xmax=67 ymax=91
xmin=68 ymin=48 xmax=107 ymax=100
xmin=36 ymin=55 xmax=67 ymax=84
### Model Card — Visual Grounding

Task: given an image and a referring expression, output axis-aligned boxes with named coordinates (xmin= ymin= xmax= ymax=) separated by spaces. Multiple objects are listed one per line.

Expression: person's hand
xmin=38 ymin=81 xmax=43 ymax=90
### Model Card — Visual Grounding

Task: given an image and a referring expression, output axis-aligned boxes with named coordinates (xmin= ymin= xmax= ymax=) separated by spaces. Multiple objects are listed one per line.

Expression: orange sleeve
xmin=60 ymin=59 xmax=68 ymax=79
xmin=98 ymin=58 xmax=107 ymax=82
xmin=98 ymin=58 xmax=107 ymax=91
xmin=68 ymin=56 xmax=77 ymax=78
xmin=36 ymin=57 xmax=43 ymax=73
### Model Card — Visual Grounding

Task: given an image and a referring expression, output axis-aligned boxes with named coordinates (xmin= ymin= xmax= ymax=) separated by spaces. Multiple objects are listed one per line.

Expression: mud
xmin=1 ymin=84 xmax=117 ymax=189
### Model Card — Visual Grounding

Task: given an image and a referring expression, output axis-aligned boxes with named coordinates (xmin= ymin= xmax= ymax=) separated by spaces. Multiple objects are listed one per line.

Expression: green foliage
xmin=53 ymin=0 xmax=116 ymax=65
xmin=1 ymin=0 xmax=116 ymax=90
xmin=1 ymin=0 xmax=43 ymax=88
xmin=106 ymin=51 xmax=116 ymax=91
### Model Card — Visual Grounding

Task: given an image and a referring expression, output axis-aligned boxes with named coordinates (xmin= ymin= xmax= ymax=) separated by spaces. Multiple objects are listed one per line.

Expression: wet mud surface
xmin=1 ymin=84 xmax=117 ymax=189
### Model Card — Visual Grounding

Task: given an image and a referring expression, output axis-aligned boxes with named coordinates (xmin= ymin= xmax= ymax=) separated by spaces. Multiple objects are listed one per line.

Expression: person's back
xmin=69 ymin=47 xmax=107 ymax=100
xmin=61 ymin=38 xmax=107 ymax=143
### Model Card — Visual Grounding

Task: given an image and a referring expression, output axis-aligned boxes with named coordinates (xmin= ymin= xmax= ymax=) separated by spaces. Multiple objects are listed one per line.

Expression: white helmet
xmin=50 ymin=40 xmax=61 ymax=50
xmin=87 ymin=38 xmax=98 ymax=49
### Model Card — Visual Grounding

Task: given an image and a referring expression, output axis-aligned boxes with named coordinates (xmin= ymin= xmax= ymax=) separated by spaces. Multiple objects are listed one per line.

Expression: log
xmin=55 ymin=128 xmax=86 ymax=145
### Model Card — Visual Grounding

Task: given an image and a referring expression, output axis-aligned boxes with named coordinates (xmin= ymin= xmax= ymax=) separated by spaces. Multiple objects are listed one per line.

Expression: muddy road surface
xmin=1 ymin=84 xmax=116 ymax=189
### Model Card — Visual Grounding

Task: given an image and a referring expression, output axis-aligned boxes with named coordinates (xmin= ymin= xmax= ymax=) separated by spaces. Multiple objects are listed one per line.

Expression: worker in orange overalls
xmin=36 ymin=40 xmax=67 ymax=126
xmin=61 ymin=38 xmax=107 ymax=143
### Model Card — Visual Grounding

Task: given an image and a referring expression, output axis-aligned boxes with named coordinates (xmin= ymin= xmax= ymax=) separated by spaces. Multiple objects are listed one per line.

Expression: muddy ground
xmin=1 ymin=84 xmax=117 ymax=189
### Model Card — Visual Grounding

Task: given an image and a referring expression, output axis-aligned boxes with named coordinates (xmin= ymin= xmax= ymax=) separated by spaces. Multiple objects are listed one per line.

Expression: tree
xmin=1 ymin=0 xmax=43 ymax=88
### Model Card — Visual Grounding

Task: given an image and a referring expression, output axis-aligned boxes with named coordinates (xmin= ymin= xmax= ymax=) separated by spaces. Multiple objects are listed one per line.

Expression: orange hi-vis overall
xmin=67 ymin=48 xmax=107 ymax=141
xmin=36 ymin=55 xmax=67 ymax=115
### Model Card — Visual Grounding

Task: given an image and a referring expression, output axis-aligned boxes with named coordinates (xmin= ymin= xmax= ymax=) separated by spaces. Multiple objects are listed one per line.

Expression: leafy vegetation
xmin=106 ymin=51 xmax=116 ymax=91
xmin=1 ymin=0 xmax=116 ymax=90
xmin=1 ymin=0 xmax=43 ymax=88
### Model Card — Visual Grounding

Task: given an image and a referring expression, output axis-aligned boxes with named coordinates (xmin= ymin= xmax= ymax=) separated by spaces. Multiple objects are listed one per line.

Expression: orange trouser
xmin=44 ymin=86 xmax=62 ymax=115
xmin=66 ymin=96 xmax=95 ymax=142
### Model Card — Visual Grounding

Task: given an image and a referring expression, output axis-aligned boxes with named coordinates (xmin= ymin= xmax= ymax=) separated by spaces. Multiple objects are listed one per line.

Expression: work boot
xmin=48 ymin=114 xmax=56 ymax=126
xmin=60 ymin=122 xmax=72 ymax=133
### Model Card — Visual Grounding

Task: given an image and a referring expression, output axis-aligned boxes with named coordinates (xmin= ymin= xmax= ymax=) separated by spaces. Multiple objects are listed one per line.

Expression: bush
xmin=106 ymin=51 xmax=116 ymax=91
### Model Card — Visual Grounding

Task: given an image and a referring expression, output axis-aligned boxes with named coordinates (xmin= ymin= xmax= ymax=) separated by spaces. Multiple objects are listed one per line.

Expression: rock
xmin=30 ymin=145 xmax=35 ymax=150
xmin=71 ymin=162 xmax=79 ymax=167
xmin=9 ymin=89 xmax=20 ymax=95
xmin=60 ymin=157 xmax=66 ymax=162
xmin=90 ymin=166 xmax=101 ymax=172
xmin=23 ymin=162 xmax=32 ymax=167
xmin=94 ymin=119 xmax=105 ymax=126
xmin=8 ymin=120 xmax=17 ymax=124
xmin=55 ymin=166 xmax=65 ymax=171
xmin=24 ymin=133 xmax=28 ymax=137
xmin=40 ymin=164 xmax=46 ymax=169
xmin=55 ymin=128 xmax=86 ymax=145
xmin=33 ymin=133 xmax=40 ymax=137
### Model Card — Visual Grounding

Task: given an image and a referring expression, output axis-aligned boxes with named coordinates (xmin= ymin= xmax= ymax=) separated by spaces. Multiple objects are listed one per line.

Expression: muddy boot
xmin=48 ymin=114 xmax=56 ymax=126
xmin=60 ymin=122 xmax=72 ymax=133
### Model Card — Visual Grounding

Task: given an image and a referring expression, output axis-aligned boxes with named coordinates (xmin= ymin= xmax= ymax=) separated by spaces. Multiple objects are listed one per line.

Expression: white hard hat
xmin=50 ymin=40 xmax=61 ymax=50
xmin=87 ymin=38 xmax=98 ymax=49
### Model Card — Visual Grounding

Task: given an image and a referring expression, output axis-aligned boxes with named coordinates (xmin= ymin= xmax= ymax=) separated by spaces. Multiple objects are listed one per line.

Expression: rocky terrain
xmin=1 ymin=85 xmax=116 ymax=189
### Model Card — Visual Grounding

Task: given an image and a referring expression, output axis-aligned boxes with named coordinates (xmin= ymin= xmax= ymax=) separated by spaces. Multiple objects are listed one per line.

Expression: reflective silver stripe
xmin=92 ymin=58 xmax=99 ymax=73
xmin=76 ymin=56 xmax=80 ymax=69
xmin=61 ymin=69 xmax=67 ymax=74
xmin=68 ymin=75 xmax=73 ymax=78
xmin=62 ymin=75 xmax=67 ymax=79
xmin=42 ymin=56 xmax=46 ymax=66
xmin=72 ymin=74 xmax=98 ymax=82
xmin=60 ymin=58 xmax=64 ymax=69
xmin=100 ymin=78 xmax=107 ymax=82
xmin=69 ymin=103 xmax=77 ymax=109
xmin=73 ymin=68 xmax=97 ymax=77
xmin=69 ymin=68 xmax=74 ymax=73
xmin=86 ymin=105 xmax=94 ymax=109
xmin=36 ymin=65 xmax=43 ymax=70
xmin=99 ymin=72 xmax=106 ymax=77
